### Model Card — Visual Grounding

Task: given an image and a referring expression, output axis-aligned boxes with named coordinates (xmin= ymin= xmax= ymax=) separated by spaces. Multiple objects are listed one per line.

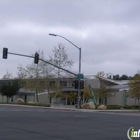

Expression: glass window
xmin=60 ymin=81 xmax=67 ymax=87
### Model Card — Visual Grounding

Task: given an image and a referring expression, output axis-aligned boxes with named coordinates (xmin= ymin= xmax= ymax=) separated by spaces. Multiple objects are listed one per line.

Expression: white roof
xmin=98 ymin=77 xmax=130 ymax=85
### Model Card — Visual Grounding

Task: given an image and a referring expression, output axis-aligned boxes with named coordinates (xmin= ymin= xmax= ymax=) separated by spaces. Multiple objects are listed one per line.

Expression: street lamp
xmin=49 ymin=33 xmax=82 ymax=109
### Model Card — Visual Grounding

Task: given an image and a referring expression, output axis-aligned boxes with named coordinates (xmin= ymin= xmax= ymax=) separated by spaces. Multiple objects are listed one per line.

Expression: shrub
xmin=123 ymin=105 xmax=132 ymax=109
xmin=107 ymin=105 xmax=139 ymax=109
xmin=16 ymin=102 xmax=50 ymax=107
xmin=107 ymin=105 xmax=122 ymax=109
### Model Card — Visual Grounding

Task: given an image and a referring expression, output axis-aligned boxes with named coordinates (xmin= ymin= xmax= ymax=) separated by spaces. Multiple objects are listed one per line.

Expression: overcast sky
xmin=0 ymin=0 xmax=140 ymax=78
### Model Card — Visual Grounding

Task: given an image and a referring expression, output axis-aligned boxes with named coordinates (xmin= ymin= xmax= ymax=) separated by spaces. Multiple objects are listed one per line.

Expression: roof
xmin=98 ymin=77 xmax=130 ymax=85
xmin=109 ymin=84 xmax=129 ymax=90
xmin=17 ymin=88 xmax=35 ymax=95
xmin=17 ymin=87 xmax=78 ymax=95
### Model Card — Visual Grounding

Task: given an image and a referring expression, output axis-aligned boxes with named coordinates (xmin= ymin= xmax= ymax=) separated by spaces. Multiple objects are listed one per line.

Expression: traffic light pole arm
xmin=8 ymin=52 xmax=77 ymax=76
xmin=39 ymin=58 xmax=77 ymax=76
xmin=8 ymin=52 xmax=34 ymax=59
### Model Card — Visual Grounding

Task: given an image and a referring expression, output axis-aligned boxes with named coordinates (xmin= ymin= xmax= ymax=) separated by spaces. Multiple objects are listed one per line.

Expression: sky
xmin=0 ymin=0 xmax=140 ymax=78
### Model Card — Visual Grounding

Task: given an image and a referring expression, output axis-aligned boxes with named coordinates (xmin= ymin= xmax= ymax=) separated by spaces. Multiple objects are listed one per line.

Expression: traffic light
xmin=34 ymin=52 xmax=39 ymax=64
xmin=80 ymin=80 xmax=84 ymax=89
xmin=3 ymin=48 xmax=8 ymax=59
xmin=74 ymin=80 xmax=79 ymax=89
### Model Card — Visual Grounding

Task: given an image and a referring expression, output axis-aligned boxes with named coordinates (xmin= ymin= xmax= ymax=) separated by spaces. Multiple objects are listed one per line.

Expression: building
xmin=0 ymin=76 xmax=139 ymax=106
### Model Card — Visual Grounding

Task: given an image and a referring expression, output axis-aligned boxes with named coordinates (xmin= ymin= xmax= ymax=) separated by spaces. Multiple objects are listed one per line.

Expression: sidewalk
xmin=0 ymin=104 xmax=139 ymax=113
xmin=0 ymin=104 xmax=77 ymax=111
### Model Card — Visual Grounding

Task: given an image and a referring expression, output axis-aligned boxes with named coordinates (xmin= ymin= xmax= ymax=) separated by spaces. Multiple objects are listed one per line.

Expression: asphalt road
xmin=0 ymin=105 xmax=139 ymax=140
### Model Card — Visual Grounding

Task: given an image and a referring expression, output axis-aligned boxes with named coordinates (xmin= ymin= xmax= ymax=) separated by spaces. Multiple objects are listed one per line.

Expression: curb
xmin=0 ymin=104 xmax=139 ymax=112
xmin=0 ymin=104 xmax=77 ymax=111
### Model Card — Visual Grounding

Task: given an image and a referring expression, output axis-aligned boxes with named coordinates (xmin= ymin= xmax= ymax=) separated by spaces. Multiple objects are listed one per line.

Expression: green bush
xmin=16 ymin=102 xmax=51 ymax=107
xmin=130 ymin=105 xmax=139 ymax=109
xmin=107 ymin=105 xmax=139 ymax=109
xmin=123 ymin=105 xmax=132 ymax=109
xmin=107 ymin=105 xmax=122 ymax=109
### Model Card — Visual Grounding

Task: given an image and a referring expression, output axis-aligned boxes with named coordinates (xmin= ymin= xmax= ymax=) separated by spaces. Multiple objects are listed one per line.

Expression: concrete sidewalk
xmin=0 ymin=104 xmax=140 ymax=113
xmin=0 ymin=104 xmax=77 ymax=111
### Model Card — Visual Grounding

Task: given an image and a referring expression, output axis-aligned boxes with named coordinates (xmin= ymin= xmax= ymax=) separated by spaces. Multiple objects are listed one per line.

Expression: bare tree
xmin=49 ymin=44 xmax=74 ymax=103
xmin=50 ymin=44 xmax=73 ymax=77
xmin=2 ymin=71 xmax=13 ymax=80
xmin=96 ymin=71 xmax=105 ymax=78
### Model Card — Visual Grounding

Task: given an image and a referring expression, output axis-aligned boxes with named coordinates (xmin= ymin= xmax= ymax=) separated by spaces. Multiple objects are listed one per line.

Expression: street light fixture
xmin=49 ymin=33 xmax=82 ymax=109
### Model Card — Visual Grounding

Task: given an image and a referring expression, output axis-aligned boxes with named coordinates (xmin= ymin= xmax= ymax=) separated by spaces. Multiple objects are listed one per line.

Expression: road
xmin=0 ymin=105 xmax=139 ymax=140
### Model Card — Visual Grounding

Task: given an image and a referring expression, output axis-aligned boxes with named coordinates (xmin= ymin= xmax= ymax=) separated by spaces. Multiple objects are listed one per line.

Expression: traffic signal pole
xmin=3 ymin=48 xmax=84 ymax=109
xmin=49 ymin=34 xmax=82 ymax=109
xmin=78 ymin=48 xmax=81 ymax=109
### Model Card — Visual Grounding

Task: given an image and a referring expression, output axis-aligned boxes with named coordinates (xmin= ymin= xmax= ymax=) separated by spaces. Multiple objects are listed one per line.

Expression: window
xmin=60 ymin=81 xmax=67 ymax=87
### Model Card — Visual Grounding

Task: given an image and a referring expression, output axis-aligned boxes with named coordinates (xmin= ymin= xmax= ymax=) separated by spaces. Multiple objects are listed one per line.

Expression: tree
xmin=94 ymin=80 xmax=117 ymax=105
xmin=81 ymin=85 xmax=92 ymax=103
xmin=49 ymin=83 xmax=63 ymax=104
xmin=129 ymin=75 xmax=140 ymax=110
xmin=128 ymin=76 xmax=133 ymax=80
xmin=95 ymin=71 xmax=115 ymax=104
xmin=96 ymin=71 xmax=105 ymax=78
xmin=2 ymin=71 xmax=13 ymax=80
xmin=50 ymin=43 xmax=73 ymax=77
xmin=49 ymin=44 xmax=74 ymax=103
xmin=17 ymin=50 xmax=54 ymax=103
xmin=94 ymin=83 xmax=108 ymax=104
xmin=120 ymin=74 xmax=129 ymax=80
xmin=50 ymin=91 xmax=63 ymax=100
xmin=0 ymin=80 xmax=19 ymax=103
xmin=113 ymin=74 xmax=120 ymax=80
xmin=67 ymin=92 xmax=77 ymax=105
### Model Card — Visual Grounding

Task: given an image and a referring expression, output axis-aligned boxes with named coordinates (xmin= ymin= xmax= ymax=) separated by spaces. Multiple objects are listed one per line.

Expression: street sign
xmin=77 ymin=74 xmax=84 ymax=80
